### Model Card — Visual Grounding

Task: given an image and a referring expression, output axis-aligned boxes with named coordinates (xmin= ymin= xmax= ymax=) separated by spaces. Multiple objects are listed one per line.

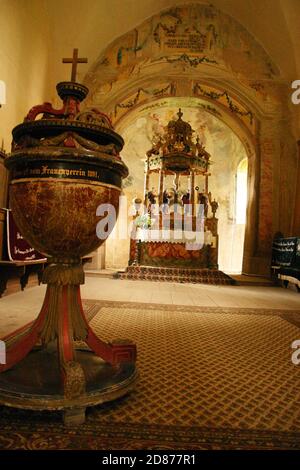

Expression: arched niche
xmin=105 ymin=97 xmax=250 ymax=272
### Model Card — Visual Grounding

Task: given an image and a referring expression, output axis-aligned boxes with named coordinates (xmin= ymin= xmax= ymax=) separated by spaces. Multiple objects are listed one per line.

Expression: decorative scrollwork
xmin=194 ymin=83 xmax=254 ymax=124
xmin=199 ymin=103 xmax=222 ymax=117
xmin=114 ymin=83 xmax=175 ymax=117
xmin=76 ymin=109 xmax=113 ymax=129
xmin=163 ymin=53 xmax=218 ymax=67
xmin=63 ymin=361 xmax=86 ymax=399
xmin=13 ymin=132 xmax=118 ymax=155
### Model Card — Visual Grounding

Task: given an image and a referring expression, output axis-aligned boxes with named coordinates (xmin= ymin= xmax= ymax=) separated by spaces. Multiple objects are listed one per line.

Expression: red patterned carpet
xmin=0 ymin=300 xmax=300 ymax=450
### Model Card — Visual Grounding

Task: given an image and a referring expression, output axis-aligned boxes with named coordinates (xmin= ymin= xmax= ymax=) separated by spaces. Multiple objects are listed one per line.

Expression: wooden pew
xmin=271 ymin=236 xmax=300 ymax=291
xmin=0 ymin=259 xmax=45 ymax=297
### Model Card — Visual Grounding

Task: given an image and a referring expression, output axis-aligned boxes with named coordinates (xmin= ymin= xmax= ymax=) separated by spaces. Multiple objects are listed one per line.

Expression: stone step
xmin=116 ymin=266 xmax=234 ymax=285
xmin=84 ymin=269 xmax=117 ymax=279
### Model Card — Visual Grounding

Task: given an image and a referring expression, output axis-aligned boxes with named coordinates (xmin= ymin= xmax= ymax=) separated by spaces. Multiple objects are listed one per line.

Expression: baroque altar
xmin=120 ymin=109 xmax=232 ymax=284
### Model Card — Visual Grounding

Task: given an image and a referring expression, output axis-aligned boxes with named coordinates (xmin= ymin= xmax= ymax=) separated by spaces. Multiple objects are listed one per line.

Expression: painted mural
xmin=86 ymin=3 xmax=279 ymax=103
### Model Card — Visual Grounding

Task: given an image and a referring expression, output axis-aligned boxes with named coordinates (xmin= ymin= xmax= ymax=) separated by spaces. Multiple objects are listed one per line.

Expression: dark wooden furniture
xmin=271 ymin=237 xmax=300 ymax=291
xmin=0 ymin=259 xmax=45 ymax=297
xmin=0 ymin=206 xmax=46 ymax=296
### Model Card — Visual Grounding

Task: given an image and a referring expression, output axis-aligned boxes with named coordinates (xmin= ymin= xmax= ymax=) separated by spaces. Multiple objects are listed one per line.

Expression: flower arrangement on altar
xmin=134 ymin=213 xmax=153 ymax=229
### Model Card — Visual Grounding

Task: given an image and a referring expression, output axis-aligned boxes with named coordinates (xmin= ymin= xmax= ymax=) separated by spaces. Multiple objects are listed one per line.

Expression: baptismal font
xmin=0 ymin=50 xmax=137 ymax=425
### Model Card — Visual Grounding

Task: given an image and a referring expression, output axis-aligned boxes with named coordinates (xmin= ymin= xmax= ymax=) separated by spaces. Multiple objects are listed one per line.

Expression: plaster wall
xmin=0 ymin=0 xmax=52 ymax=206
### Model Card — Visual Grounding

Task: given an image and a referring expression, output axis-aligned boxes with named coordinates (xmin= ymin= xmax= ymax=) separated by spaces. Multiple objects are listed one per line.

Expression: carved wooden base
xmin=0 ymin=263 xmax=137 ymax=424
xmin=0 ymin=345 xmax=137 ymax=425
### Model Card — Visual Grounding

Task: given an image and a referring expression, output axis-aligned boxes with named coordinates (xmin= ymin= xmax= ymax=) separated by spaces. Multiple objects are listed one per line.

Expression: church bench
xmin=0 ymin=259 xmax=45 ymax=297
xmin=0 ymin=256 xmax=93 ymax=297
xmin=271 ymin=237 xmax=300 ymax=291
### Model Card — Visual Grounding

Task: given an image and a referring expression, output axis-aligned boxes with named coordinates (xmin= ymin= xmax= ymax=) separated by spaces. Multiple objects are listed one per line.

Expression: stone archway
xmin=109 ymin=97 xmax=249 ymax=273
xmin=83 ymin=3 xmax=298 ymax=275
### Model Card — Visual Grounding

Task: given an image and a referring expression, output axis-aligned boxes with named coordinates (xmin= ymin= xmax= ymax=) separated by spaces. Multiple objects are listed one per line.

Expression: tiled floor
xmin=0 ymin=276 xmax=299 ymax=336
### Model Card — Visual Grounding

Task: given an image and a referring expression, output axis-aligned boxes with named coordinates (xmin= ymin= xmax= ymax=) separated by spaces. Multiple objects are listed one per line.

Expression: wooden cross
xmin=62 ymin=48 xmax=88 ymax=82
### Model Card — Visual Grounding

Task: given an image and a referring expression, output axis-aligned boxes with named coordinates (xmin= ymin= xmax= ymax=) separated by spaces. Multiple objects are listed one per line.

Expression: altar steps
xmin=84 ymin=268 xmax=116 ymax=279
xmin=84 ymin=268 xmax=274 ymax=287
xmin=116 ymin=266 xmax=234 ymax=285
